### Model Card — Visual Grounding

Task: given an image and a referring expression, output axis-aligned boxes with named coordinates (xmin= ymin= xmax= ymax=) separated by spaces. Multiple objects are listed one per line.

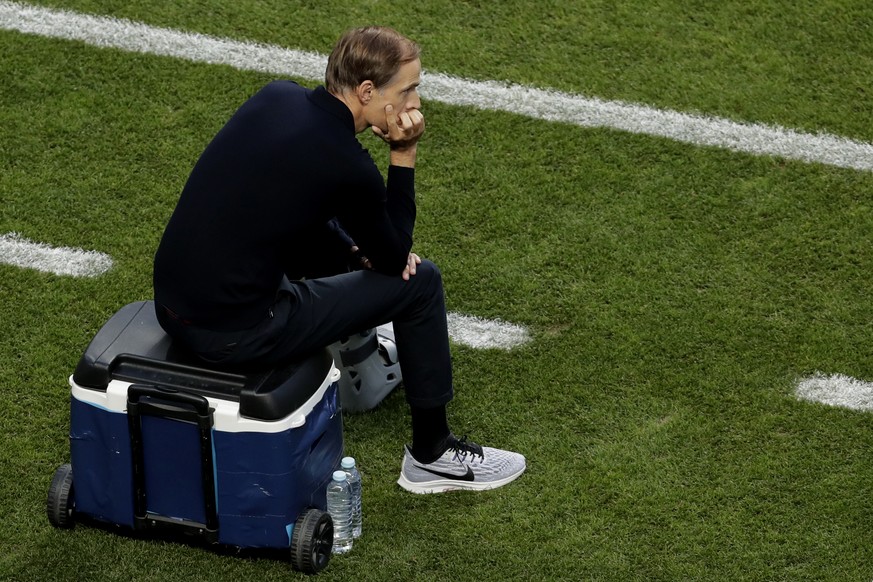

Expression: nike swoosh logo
xmin=416 ymin=465 xmax=475 ymax=482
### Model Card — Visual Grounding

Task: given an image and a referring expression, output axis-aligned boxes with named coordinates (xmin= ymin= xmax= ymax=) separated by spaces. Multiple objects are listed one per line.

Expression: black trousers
xmin=156 ymin=260 xmax=453 ymax=409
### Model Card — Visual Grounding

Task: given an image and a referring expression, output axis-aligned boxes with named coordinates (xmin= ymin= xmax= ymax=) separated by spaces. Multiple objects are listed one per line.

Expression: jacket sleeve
xmin=336 ymin=164 xmax=416 ymax=276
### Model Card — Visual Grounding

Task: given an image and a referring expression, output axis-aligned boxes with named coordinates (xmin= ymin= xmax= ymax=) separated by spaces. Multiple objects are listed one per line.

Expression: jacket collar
xmin=309 ymin=85 xmax=355 ymax=132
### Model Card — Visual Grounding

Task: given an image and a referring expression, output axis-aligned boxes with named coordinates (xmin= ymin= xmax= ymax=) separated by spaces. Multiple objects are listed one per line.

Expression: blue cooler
xmin=47 ymin=301 xmax=343 ymax=574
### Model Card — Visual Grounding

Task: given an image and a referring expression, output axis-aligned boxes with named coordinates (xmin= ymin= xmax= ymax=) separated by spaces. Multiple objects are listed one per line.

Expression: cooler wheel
xmin=47 ymin=463 xmax=75 ymax=529
xmin=290 ymin=508 xmax=333 ymax=574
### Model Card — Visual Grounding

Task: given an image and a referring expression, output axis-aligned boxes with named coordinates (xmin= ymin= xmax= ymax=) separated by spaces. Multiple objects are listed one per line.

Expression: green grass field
xmin=2 ymin=1 xmax=873 ymax=580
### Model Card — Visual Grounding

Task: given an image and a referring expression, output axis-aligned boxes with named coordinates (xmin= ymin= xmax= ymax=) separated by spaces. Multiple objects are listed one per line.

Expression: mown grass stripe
xmin=2 ymin=0 xmax=872 ymax=171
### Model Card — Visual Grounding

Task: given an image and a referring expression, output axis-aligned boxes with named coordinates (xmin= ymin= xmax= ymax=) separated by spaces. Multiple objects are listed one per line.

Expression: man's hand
xmin=402 ymin=252 xmax=422 ymax=281
xmin=350 ymin=246 xmax=372 ymax=271
xmin=352 ymin=247 xmax=421 ymax=280
xmin=372 ymin=105 xmax=425 ymax=167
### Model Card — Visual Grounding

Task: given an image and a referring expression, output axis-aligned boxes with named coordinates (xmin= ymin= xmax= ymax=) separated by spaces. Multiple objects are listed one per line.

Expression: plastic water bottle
xmin=327 ymin=470 xmax=353 ymax=554
xmin=341 ymin=457 xmax=362 ymax=539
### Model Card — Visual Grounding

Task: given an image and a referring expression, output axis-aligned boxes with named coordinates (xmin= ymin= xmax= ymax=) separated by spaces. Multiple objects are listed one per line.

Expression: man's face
xmin=366 ymin=58 xmax=422 ymax=132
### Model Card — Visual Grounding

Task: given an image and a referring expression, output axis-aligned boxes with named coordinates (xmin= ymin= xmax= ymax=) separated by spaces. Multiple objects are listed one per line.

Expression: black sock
xmin=410 ymin=404 xmax=452 ymax=463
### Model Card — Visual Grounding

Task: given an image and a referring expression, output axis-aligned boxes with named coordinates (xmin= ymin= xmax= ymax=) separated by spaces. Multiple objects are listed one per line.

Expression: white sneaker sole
xmin=397 ymin=466 xmax=525 ymax=494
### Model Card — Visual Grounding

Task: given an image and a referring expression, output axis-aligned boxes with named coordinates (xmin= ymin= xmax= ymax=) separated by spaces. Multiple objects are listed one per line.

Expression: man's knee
xmin=413 ymin=259 xmax=443 ymax=296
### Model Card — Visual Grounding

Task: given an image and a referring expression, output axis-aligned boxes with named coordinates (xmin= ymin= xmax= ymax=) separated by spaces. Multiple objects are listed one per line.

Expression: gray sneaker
xmin=397 ymin=436 xmax=526 ymax=494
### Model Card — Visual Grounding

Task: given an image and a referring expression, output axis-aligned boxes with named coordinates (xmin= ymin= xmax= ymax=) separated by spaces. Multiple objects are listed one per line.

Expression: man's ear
xmin=355 ymin=80 xmax=375 ymax=105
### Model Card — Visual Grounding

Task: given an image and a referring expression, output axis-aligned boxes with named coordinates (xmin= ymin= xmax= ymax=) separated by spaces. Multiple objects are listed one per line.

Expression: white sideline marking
xmin=796 ymin=373 xmax=873 ymax=412
xmin=2 ymin=1 xmax=872 ymax=171
xmin=0 ymin=232 xmax=114 ymax=277
xmin=446 ymin=312 xmax=530 ymax=350
xmin=382 ymin=317 xmax=529 ymax=350
xmin=0 ymin=1 xmax=329 ymax=82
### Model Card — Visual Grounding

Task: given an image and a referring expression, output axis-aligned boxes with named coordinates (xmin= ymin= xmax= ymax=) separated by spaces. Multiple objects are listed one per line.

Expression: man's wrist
xmin=389 ymin=145 xmax=418 ymax=168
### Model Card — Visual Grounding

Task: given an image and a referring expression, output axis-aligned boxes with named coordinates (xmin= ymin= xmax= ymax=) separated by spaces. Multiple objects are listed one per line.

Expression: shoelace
xmin=449 ymin=435 xmax=485 ymax=463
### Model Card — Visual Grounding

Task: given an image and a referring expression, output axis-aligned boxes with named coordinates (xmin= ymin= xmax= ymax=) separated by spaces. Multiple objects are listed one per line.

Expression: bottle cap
xmin=333 ymin=470 xmax=347 ymax=481
xmin=341 ymin=457 xmax=356 ymax=469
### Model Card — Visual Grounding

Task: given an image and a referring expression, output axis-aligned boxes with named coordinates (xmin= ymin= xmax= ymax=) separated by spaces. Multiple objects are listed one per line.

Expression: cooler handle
xmin=128 ymin=384 xmax=210 ymax=417
xmin=127 ymin=383 xmax=219 ymax=539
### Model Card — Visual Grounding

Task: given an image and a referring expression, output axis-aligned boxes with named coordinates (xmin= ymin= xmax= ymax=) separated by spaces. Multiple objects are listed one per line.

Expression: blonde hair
xmin=325 ymin=26 xmax=421 ymax=93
